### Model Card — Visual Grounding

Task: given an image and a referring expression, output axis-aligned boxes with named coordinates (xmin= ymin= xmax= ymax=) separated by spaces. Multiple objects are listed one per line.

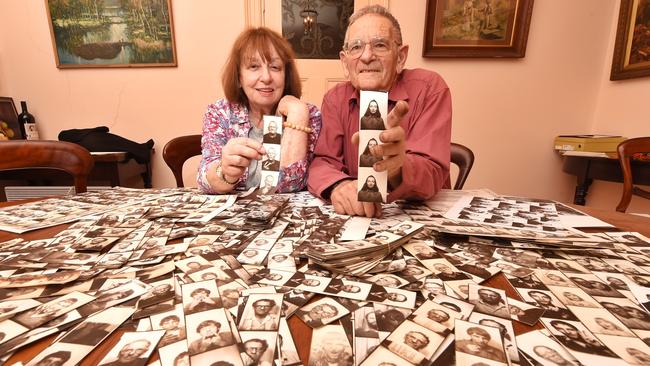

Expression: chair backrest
xmin=0 ymin=140 xmax=94 ymax=193
xmin=163 ymin=134 xmax=202 ymax=187
xmin=450 ymin=142 xmax=475 ymax=190
xmin=616 ymin=137 xmax=650 ymax=212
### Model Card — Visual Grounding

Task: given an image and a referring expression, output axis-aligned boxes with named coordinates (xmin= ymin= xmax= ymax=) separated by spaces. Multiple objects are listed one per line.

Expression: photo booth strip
xmin=259 ymin=115 xmax=283 ymax=195
xmin=357 ymin=90 xmax=388 ymax=203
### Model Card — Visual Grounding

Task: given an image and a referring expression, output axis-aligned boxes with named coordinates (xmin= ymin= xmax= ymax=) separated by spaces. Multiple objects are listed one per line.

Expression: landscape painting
xmin=46 ymin=0 xmax=176 ymax=68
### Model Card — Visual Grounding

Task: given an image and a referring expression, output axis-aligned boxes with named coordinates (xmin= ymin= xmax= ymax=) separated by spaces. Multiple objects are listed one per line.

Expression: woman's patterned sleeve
xmin=276 ymin=103 xmax=323 ymax=193
xmin=197 ymin=102 xmax=230 ymax=194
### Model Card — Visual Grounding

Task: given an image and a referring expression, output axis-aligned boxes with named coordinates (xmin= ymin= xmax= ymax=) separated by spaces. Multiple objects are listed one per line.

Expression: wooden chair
xmin=0 ymin=140 xmax=94 ymax=193
xmin=451 ymin=142 xmax=475 ymax=190
xmin=616 ymin=137 xmax=650 ymax=212
xmin=163 ymin=134 xmax=202 ymax=187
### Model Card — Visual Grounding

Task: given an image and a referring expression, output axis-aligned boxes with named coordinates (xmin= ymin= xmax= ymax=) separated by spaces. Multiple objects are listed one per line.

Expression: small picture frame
xmin=0 ymin=97 xmax=22 ymax=140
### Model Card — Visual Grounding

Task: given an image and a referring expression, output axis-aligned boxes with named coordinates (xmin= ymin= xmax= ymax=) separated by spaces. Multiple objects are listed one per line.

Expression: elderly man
xmin=308 ymin=5 xmax=451 ymax=218
xmin=101 ymin=339 xmax=151 ymax=366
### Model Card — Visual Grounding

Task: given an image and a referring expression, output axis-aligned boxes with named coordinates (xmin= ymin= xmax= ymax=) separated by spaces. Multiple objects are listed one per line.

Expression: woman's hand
xmin=276 ymin=96 xmax=309 ymax=168
xmin=277 ymin=95 xmax=309 ymax=127
xmin=220 ymin=137 xmax=266 ymax=181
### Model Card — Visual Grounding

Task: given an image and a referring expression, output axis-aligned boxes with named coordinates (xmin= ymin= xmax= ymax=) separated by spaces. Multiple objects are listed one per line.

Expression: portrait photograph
xmin=137 ymin=276 xmax=175 ymax=309
xmin=541 ymin=318 xmax=617 ymax=359
xmin=259 ymin=171 xmax=279 ymax=195
xmin=454 ymin=318 xmax=507 ymax=363
xmin=354 ymin=306 xmax=379 ymax=338
xmin=357 ymin=167 xmax=387 ymax=204
xmin=468 ymin=284 xmax=510 ymax=319
xmin=568 ymin=306 xmax=634 ymax=337
xmin=358 ymin=130 xmax=383 ymax=168
xmin=261 ymin=144 xmax=281 ymax=172
xmin=309 ymin=325 xmax=352 ymax=366
xmin=597 ymin=334 xmax=650 ymax=365
xmin=97 ymin=330 xmax=164 ymax=366
xmin=238 ymin=292 xmax=283 ymax=332
xmin=262 ymin=115 xmax=283 ymax=144
xmin=25 ymin=342 xmax=94 ymax=366
xmin=295 ymin=274 xmax=331 ymax=293
xmin=185 ymin=308 xmax=234 ymax=355
xmin=548 ymin=285 xmax=600 ymax=309
xmin=413 ymin=300 xmax=460 ymax=331
xmin=385 ymin=319 xmax=444 ymax=364
xmin=535 ymin=270 xmax=575 ymax=287
xmin=359 ymin=91 xmax=388 ymax=131
xmin=469 ymin=312 xmax=519 ymax=364
xmin=295 ymin=297 xmax=349 ymax=328
xmin=236 ymin=247 xmax=269 ymax=266
xmin=181 ymin=280 xmax=222 ymax=315
xmin=432 ymin=293 xmax=475 ymax=320
xmin=506 ymin=298 xmax=545 ymax=326
xmin=150 ymin=304 xmax=187 ymax=347
xmin=175 ymin=256 xmax=213 ymax=274
xmin=516 ymin=330 xmax=579 ymax=366
xmin=190 ymin=344 xmax=243 ymax=366
xmin=239 ymin=330 xmax=277 ymax=366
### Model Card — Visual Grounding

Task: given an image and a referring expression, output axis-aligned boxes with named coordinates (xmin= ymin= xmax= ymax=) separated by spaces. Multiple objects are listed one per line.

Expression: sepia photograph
xmin=238 ymin=292 xmax=283 ymax=331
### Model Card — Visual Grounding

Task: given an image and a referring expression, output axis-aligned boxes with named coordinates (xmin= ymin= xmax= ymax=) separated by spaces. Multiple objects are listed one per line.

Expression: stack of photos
xmin=357 ymin=90 xmax=388 ymax=203
xmin=260 ymin=115 xmax=283 ymax=195
xmin=2 ymin=187 xmax=650 ymax=365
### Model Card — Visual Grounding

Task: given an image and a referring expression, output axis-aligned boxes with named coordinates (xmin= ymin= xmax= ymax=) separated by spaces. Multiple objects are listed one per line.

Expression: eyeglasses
xmin=343 ymin=37 xmax=400 ymax=59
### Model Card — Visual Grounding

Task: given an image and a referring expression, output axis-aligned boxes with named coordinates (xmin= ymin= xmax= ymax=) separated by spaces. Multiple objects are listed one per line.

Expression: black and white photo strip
xmin=260 ymin=115 xmax=283 ymax=195
xmin=358 ymin=90 xmax=388 ymax=203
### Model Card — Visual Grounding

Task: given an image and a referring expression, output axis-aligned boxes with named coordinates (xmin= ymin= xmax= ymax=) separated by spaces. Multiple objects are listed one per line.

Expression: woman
xmin=359 ymin=100 xmax=385 ymax=130
xmin=359 ymin=138 xmax=382 ymax=167
xmin=198 ymin=27 xmax=322 ymax=194
xmin=357 ymin=175 xmax=383 ymax=202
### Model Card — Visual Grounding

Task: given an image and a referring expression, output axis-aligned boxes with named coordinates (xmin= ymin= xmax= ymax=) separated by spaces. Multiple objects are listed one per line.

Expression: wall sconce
xmin=300 ymin=1 xmax=318 ymax=35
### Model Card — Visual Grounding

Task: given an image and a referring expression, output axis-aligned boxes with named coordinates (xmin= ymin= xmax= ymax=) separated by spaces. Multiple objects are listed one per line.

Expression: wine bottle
xmin=18 ymin=101 xmax=39 ymax=140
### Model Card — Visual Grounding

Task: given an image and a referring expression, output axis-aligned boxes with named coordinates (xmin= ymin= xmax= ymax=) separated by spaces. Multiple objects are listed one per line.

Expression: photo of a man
xmin=263 ymin=120 xmax=281 ymax=144
xmin=455 ymin=326 xmax=507 ymax=362
xmin=239 ymin=298 xmax=280 ymax=331
xmin=99 ymin=339 xmax=151 ymax=366
xmin=188 ymin=320 xmax=234 ymax=354
xmin=470 ymin=288 xmax=509 ymax=319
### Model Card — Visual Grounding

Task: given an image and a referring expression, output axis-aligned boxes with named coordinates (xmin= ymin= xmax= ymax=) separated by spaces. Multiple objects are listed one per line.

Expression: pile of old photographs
xmin=1 ymin=187 xmax=650 ymax=366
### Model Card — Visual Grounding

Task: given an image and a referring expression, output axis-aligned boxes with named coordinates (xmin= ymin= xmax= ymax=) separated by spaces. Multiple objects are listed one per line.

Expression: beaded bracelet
xmin=283 ymin=122 xmax=312 ymax=134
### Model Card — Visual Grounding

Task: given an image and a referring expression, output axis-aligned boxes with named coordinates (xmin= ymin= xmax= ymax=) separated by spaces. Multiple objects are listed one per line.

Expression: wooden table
xmin=0 ymin=152 xmax=152 ymax=201
xmin=2 ymin=201 xmax=649 ymax=365
xmin=562 ymin=154 xmax=650 ymax=205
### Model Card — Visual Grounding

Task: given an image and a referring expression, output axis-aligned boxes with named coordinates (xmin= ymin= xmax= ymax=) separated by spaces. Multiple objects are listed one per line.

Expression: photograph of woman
xmin=359 ymin=138 xmax=382 ymax=168
xmin=360 ymin=100 xmax=385 ymax=130
xmin=358 ymin=175 xmax=383 ymax=203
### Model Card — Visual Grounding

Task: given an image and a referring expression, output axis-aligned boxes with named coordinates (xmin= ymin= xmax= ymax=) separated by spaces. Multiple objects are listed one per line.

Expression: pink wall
xmin=0 ymin=0 xmax=647 ymax=212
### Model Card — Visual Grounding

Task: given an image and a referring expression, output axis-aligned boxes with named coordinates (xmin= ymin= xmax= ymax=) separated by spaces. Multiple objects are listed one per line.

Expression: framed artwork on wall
xmin=0 ymin=97 xmax=22 ymax=140
xmin=281 ymin=0 xmax=354 ymax=59
xmin=45 ymin=0 xmax=177 ymax=68
xmin=610 ymin=0 xmax=650 ymax=81
xmin=422 ymin=0 xmax=534 ymax=58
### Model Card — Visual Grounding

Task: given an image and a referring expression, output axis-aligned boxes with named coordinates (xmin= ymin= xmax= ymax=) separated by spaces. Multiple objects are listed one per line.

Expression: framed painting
xmin=45 ymin=0 xmax=177 ymax=68
xmin=423 ymin=0 xmax=534 ymax=58
xmin=610 ymin=0 xmax=650 ymax=80
xmin=0 ymin=97 xmax=22 ymax=140
xmin=281 ymin=0 xmax=354 ymax=59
